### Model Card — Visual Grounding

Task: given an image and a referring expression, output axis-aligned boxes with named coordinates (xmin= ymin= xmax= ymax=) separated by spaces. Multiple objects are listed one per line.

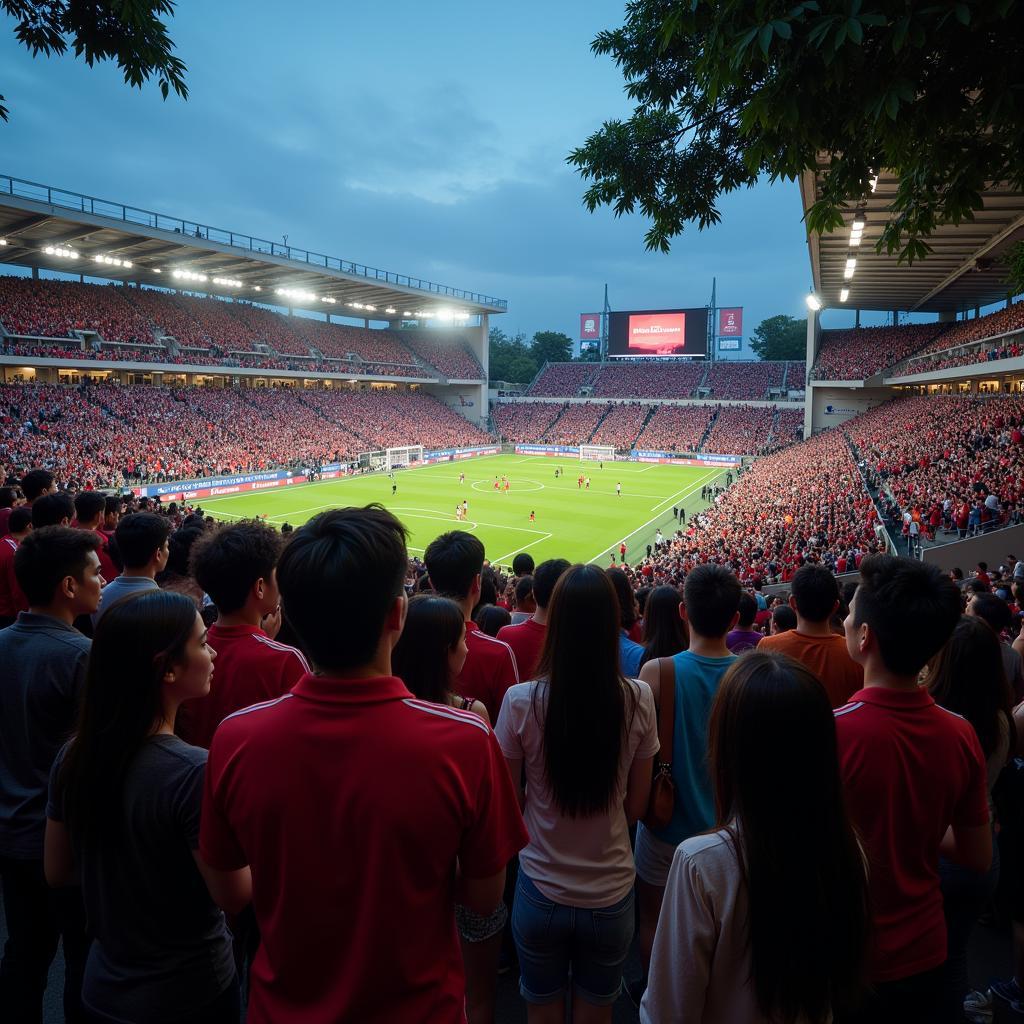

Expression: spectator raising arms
xmin=45 ymin=591 xmax=239 ymax=1024
xmin=642 ymin=652 xmax=870 ymax=1023
xmin=496 ymin=564 xmax=658 ymax=1023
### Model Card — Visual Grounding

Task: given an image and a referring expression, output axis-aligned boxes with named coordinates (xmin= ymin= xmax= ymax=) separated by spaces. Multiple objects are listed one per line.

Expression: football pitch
xmin=195 ymin=455 xmax=727 ymax=567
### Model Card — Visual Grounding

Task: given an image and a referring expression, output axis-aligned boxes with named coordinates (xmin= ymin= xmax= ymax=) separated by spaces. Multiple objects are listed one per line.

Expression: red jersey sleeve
xmin=199 ymin=730 xmax=249 ymax=871
xmin=953 ymin=725 xmax=992 ymax=830
xmin=458 ymin=730 xmax=528 ymax=880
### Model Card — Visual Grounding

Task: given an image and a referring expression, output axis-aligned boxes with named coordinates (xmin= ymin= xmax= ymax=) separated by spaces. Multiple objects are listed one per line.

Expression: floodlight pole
xmin=708 ymin=277 xmax=717 ymax=363
xmin=601 ymin=283 xmax=610 ymax=363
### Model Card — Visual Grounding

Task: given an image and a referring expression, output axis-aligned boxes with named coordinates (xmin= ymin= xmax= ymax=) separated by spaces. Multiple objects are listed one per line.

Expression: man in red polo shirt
xmin=73 ymin=491 xmax=120 ymax=584
xmin=0 ymin=506 xmax=31 ymax=628
xmin=837 ymin=555 xmax=991 ymax=1023
xmin=425 ymin=530 xmax=519 ymax=721
xmin=496 ymin=558 xmax=569 ymax=682
xmin=177 ymin=520 xmax=309 ymax=750
xmin=198 ymin=507 xmax=527 ymax=1024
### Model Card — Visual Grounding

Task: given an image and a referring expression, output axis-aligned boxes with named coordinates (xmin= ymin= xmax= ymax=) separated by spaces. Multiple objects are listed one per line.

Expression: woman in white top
xmin=641 ymin=651 xmax=869 ymax=1024
xmin=496 ymin=563 xmax=657 ymax=1024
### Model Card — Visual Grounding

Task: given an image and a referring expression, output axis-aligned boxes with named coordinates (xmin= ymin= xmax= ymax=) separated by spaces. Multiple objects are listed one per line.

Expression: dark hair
xmin=606 ymin=567 xmax=637 ymax=629
xmin=853 ymin=555 xmax=961 ymax=676
xmin=103 ymin=495 xmax=121 ymax=519
xmin=156 ymin=525 xmax=204 ymax=582
xmin=58 ymin=591 xmax=198 ymax=839
xmin=533 ymin=558 xmax=570 ymax=609
xmin=535 ymin=564 xmax=638 ymax=818
xmin=709 ymin=652 xmax=869 ymax=1022
xmin=476 ymin=604 xmax=511 ymax=636
xmin=191 ymin=521 xmax=282 ymax=613
xmin=277 ymin=505 xmax=408 ymax=671
xmin=477 ymin=566 xmax=499 ymax=610
xmin=21 ymin=468 xmax=55 ymax=502
xmin=14 ymin=525 xmax=101 ymax=605
xmin=425 ymin=530 xmax=485 ymax=600
xmin=0 ymin=485 xmax=18 ymax=509
xmin=8 ymin=506 xmax=32 ymax=534
xmin=736 ymin=592 xmax=758 ymax=628
xmin=684 ymin=564 xmax=741 ymax=639
xmin=392 ymin=595 xmax=465 ymax=705
xmin=512 ymin=552 xmax=535 ymax=576
xmin=113 ymin=513 xmax=172 ymax=570
xmin=968 ymin=592 xmax=1013 ymax=635
xmin=514 ymin=575 xmax=534 ymax=607
xmin=772 ymin=605 xmax=797 ymax=632
xmin=951 ymin=567 xmax=965 ymax=581
xmin=929 ymin=616 xmax=1015 ymax=759
xmin=791 ymin=564 xmax=840 ymax=622
xmin=641 ymin=585 xmax=688 ymax=664
xmin=74 ymin=491 xmax=106 ymax=525
xmin=32 ymin=492 xmax=74 ymax=528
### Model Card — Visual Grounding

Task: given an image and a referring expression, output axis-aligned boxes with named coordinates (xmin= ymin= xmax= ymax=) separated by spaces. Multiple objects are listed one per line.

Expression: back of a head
xmin=532 ymin=558 xmax=570 ymax=610
xmin=424 ymin=530 xmax=484 ymax=601
xmin=605 ymin=566 xmax=637 ymax=629
xmin=736 ymin=592 xmax=757 ymax=629
xmin=0 ymin=485 xmax=17 ymax=509
xmin=968 ymin=592 xmax=1012 ymax=635
xmin=514 ymin=575 xmax=534 ymax=608
xmin=771 ymin=605 xmax=797 ymax=633
xmin=32 ymin=491 xmax=75 ymax=529
xmin=512 ymin=552 xmax=535 ymax=578
xmin=642 ymin=584 xmax=688 ymax=659
xmin=393 ymin=594 xmax=464 ymax=704
xmin=853 ymin=554 xmax=962 ymax=677
xmin=683 ymin=564 xmax=742 ymax=640
xmin=709 ymin=651 xmax=868 ymax=1021
xmin=8 ymin=506 xmax=32 ymax=535
xmin=277 ymin=505 xmax=408 ymax=673
xmin=791 ymin=564 xmax=839 ymax=623
xmin=162 ymin=525 xmax=205 ymax=579
xmin=113 ymin=512 xmax=172 ymax=570
xmin=74 ymin=490 xmax=106 ymax=526
xmin=14 ymin=525 xmax=101 ymax=606
xmin=476 ymin=603 xmax=511 ymax=637
xmin=21 ymin=469 xmax=55 ymax=503
xmin=191 ymin=520 xmax=282 ymax=612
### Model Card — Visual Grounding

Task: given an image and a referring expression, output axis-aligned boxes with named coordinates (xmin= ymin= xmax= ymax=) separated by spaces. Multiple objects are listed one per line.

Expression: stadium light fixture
xmin=805 ymin=293 xmax=823 ymax=312
xmin=93 ymin=254 xmax=133 ymax=268
xmin=253 ymin=285 xmax=260 ymax=291
xmin=152 ymin=268 xmax=161 ymax=274
xmin=320 ymin=297 xmax=337 ymax=304
xmin=365 ymin=305 xmax=377 ymax=312
xmin=212 ymin=277 xmax=243 ymax=288
xmin=869 ymin=174 xmax=879 ymax=193
xmin=385 ymin=307 xmax=397 ymax=314
xmin=844 ymin=257 xmax=857 ymax=280
xmin=43 ymin=245 xmax=79 ymax=259
xmin=840 ymin=288 xmax=850 ymax=302
xmin=403 ymin=311 xmax=413 ymax=317
xmin=275 ymin=287 xmax=316 ymax=302
xmin=0 ymin=238 xmax=7 ymax=246
xmin=852 ymin=217 xmax=866 ymax=231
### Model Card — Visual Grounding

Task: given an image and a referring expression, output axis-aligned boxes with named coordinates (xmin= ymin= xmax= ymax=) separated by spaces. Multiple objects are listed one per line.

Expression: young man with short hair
xmin=497 ymin=559 xmax=570 ymax=681
xmin=425 ymin=530 xmax=519 ymax=722
xmin=92 ymin=512 xmax=171 ymax=626
xmin=725 ymin=592 xmax=762 ymax=653
xmin=0 ymin=483 xmax=26 ymax=537
xmin=199 ymin=506 xmax=527 ymax=1023
xmin=0 ymin=526 xmax=104 ymax=1021
xmin=633 ymin=564 xmax=741 ymax=994
xmin=0 ymin=506 xmax=31 ymax=628
xmin=758 ymin=563 xmax=863 ymax=708
xmin=31 ymin=492 xmax=75 ymax=529
xmin=509 ymin=575 xmax=536 ymax=625
xmin=178 ymin=520 xmax=310 ymax=749
xmin=20 ymin=469 xmax=56 ymax=505
xmin=73 ymin=491 xmax=119 ymax=583
xmin=838 ymin=555 xmax=990 ymax=1023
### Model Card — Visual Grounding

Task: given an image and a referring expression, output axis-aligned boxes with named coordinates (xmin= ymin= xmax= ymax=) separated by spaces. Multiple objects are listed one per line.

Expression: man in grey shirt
xmin=0 ymin=525 xmax=104 ymax=1021
xmin=92 ymin=511 xmax=170 ymax=627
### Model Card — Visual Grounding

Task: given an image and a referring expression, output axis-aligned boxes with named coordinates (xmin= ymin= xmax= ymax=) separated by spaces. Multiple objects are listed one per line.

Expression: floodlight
xmin=805 ymin=294 xmax=823 ymax=311
xmin=840 ymin=289 xmax=850 ymax=302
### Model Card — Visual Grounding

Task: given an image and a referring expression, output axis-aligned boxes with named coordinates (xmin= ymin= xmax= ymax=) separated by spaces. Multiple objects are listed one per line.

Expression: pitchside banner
xmin=718 ymin=308 xmax=743 ymax=337
xmin=580 ymin=313 xmax=601 ymax=341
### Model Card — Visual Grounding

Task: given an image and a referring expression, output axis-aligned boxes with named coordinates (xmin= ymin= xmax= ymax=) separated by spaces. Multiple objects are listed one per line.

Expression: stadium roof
xmin=0 ymin=173 xmax=507 ymax=318
xmin=801 ymin=168 xmax=1024 ymax=314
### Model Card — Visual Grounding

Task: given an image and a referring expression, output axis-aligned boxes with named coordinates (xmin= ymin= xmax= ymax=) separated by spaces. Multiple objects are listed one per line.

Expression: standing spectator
xmin=641 ymin=652 xmax=869 ymax=1023
xmin=770 ymin=604 xmax=797 ymax=634
xmin=20 ymin=469 xmax=56 ymax=505
xmin=509 ymin=575 xmax=536 ymax=625
xmin=0 ymin=505 xmax=31 ymax=628
xmin=72 ymin=491 xmax=119 ymax=584
xmin=607 ymin=567 xmax=645 ymax=676
xmin=92 ymin=513 xmax=171 ymax=626
xmin=199 ymin=506 xmax=527 ymax=1023
xmin=496 ymin=559 xmax=570 ymax=683
xmin=837 ymin=556 xmax=991 ymax=1023
xmin=44 ymin=591 xmax=238 ymax=1023
xmin=633 ymin=564 xmax=741 ymax=995
xmin=177 ymin=521 xmax=308 ymax=750
xmin=725 ymin=593 xmax=763 ymax=653
xmin=0 ymin=483 xmax=26 ymax=537
xmin=927 ymin=616 xmax=1015 ymax=1021
xmin=758 ymin=564 xmax=863 ymax=708
xmin=966 ymin=592 xmax=1024 ymax=701
xmin=496 ymin=564 xmax=657 ymax=1023
xmin=425 ymin=530 xmax=520 ymax=722
xmin=32 ymin=492 xmax=75 ymax=529
xmin=0 ymin=526 xmax=104 ymax=1022
xmin=639 ymin=584 xmax=689 ymax=666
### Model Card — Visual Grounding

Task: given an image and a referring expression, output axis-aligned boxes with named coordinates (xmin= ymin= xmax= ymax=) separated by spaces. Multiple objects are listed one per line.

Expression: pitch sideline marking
xmin=491 ymin=532 xmax=554 ymax=565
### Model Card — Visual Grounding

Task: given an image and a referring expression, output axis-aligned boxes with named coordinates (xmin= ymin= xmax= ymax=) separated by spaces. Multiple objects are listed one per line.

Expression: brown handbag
xmin=643 ymin=656 xmax=677 ymax=830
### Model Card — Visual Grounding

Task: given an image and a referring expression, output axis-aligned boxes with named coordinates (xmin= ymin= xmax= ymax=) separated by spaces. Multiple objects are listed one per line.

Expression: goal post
xmin=579 ymin=444 xmax=615 ymax=462
xmin=386 ymin=445 xmax=425 ymax=471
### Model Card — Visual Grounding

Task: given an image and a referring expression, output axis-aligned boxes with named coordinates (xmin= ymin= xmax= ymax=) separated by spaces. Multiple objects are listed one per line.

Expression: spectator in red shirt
xmin=178 ymin=520 xmax=309 ymax=750
xmin=198 ymin=506 xmax=527 ymax=1024
xmin=496 ymin=558 xmax=570 ymax=683
xmin=837 ymin=555 xmax=991 ymax=1023
xmin=20 ymin=469 xmax=56 ymax=506
xmin=72 ymin=492 xmax=119 ymax=585
xmin=0 ymin=506 xmax=31 ymax=628
xmin=0 ymin=484 xmax=26 ymax=538
xmin=425 ymin=530 xmax=519 ymax=722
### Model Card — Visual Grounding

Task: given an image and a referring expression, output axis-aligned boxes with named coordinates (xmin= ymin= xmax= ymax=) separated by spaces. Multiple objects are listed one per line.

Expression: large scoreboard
xmin=607 ymin=308 xmax=708 ymax=358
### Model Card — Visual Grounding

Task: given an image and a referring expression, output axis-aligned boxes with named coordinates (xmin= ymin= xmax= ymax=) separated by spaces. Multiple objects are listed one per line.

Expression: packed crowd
xmin=526 ymin=361 xmax=596 ymax=396
xmin=491 ymin=402 xmax=569 ymax=444
xmin=590 ymin=403 xmax=655 ymax=448
xmin=634 ymin=403 xmax=715 ymax=452
xmin=591 ymin=361 xmax=706 ymax=399
xmin=909 ymin=302 xmax=1024 ymax=360
xmin=703 ymin=361 xmax=785 ymax=400
xmin=541 ymin=401 xmax=608 ymax=446
xmin=812 ymin=322 xmax=946 ymax=381
xmin=1 ymin=481 xmax=1020 ymax=1024
xmin=702 ymin=404 xmax=777 ymax=456
xmin=404 ymin=334 xmax=485 ymax=380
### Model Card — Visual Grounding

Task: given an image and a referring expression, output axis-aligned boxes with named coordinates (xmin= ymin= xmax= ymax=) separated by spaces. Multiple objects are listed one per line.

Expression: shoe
xmin=990 ymin=978 xmax=1023 ymax=1004
xmin=964 ymin=989 xmax=993 ymax=1024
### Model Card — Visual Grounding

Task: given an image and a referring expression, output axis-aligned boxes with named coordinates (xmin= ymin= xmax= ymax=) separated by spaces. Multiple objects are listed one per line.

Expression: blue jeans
xmin=511 ymin=870 xmax=634 ymax=1007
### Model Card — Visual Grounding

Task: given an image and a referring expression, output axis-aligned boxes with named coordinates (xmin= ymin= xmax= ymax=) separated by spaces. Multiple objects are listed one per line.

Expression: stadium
xmin=3 ymin=5 xmax=1024 ymax=1024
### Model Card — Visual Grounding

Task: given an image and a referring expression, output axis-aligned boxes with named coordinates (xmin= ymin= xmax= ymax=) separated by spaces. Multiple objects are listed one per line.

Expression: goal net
xmin=579 ymin=445 xmax=615 ymax=462
xmin=386 ymin=445 xmax=425 ymax=471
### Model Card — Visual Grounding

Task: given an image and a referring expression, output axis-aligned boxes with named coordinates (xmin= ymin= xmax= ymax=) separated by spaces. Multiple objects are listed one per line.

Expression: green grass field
xmin=195 ymin=455 xmax=726 ymax=566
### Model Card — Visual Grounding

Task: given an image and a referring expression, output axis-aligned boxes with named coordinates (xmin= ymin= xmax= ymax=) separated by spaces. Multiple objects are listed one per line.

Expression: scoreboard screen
xmin=607 ymin=308 xmax=708 ymax=358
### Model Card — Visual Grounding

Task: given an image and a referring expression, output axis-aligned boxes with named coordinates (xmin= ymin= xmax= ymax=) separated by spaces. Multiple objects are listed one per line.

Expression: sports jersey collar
xmin=208 ymin=622 xmax=266 ymax=639
xmin=465 ymin=619 xmax=481 ymax=635
xmin=292 ymin=672 xmax=413 ymax=705
xmin=849 ymin=685 xmax=935 ymax=709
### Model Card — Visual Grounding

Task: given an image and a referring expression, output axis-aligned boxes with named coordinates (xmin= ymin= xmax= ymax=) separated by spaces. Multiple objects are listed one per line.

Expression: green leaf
xmin=847 ymin=18 xmax=864 ymax=44
xmin=885 ymin=91 xmax=900 ymax=119
xmin=772 ymin=20 xmax=793 ymax=39
xmin=954 ymin=3 xmax=971 ymax=25
xmin=758 ymin=23 xmax=773 ymax=56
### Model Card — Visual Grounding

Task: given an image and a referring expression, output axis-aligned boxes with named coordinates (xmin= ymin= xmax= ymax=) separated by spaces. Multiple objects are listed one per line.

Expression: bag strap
xmin=656 ymin=657 xmax=676 ymax=768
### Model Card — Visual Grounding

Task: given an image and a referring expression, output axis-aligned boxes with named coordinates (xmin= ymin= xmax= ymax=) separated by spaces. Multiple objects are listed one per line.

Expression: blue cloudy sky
xmin=0 ymin=1 xmax=855 ymax=349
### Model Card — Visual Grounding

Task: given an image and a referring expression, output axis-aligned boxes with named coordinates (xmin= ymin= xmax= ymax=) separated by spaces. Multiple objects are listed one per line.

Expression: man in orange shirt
xmin=759 ymin=564 xmax=862 ymax=707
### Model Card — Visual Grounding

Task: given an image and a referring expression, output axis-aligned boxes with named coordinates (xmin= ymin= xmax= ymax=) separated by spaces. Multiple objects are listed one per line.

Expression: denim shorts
xmin=633 ymin=821 xmax=678 ymax=889
xmin=511 ymin=870 xmax=635 ymax=1006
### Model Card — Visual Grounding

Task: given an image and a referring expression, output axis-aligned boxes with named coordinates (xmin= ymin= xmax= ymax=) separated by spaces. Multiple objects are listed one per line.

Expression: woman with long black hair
xmin=44 ymin=590 xmax=242 ymax=1024
xmin=496 ymin=563 xmax=657 ymax=1023
xmin=640 ymin=584 xmax=689 ymax=666
xmin=642 ymin=651 xmax=869 ymax=1024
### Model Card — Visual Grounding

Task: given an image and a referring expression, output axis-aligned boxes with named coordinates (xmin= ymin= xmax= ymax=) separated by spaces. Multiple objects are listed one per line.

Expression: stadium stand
xmin=634 ymin=403 xmax=715 ymax=452
xmin=541 ymin=402 xmax=607 ymax=445
xmin=703 ymin=404 xmax=777 ymax=455
xmin=812 ymin=322 xmax=946 ymax=380
xmin=403 ymin=333 xmax=484 ymax=379
xmin=492 ymin=401 xmax=567 ymax=443
xmin=703 ymin=361 xmax=785 ymax=400
xmin=590 ymin=402 xmax=654 ymax=448
xmin=590 ymin=361 xmax=705 ymax=399
xmin=527 ymin=362 xmax=597 ymax=396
